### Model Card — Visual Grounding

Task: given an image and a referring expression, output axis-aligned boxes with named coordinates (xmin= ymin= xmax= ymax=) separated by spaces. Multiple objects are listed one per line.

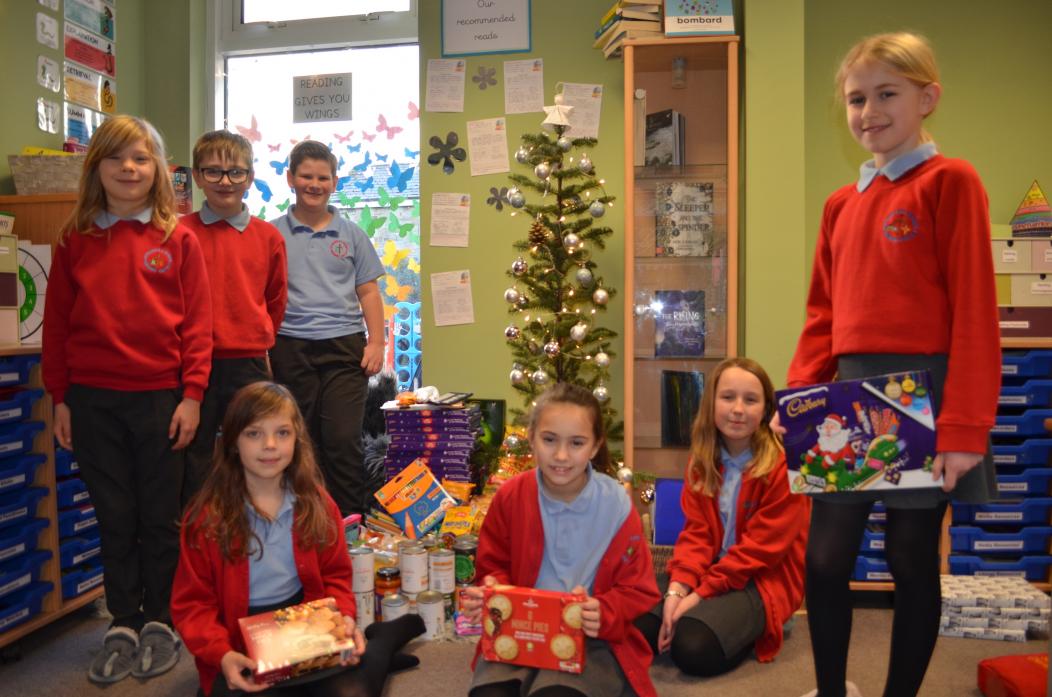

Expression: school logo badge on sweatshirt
xmin=882 ymin=209 xmax=920 ymax=242
xmin=143 ymin=248 xmax=173 ymax=273
xmin=330 ymin=240 xmax=350 ymax=259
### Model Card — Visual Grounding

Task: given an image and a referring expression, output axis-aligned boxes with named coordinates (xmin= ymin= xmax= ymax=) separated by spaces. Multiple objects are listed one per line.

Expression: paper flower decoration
xmin=427 ymin=131 xmax=467 ymax=175
xmin=542 ymin=93 xmax=574 ymax=130
xmin=486 ymin=186 xmax=510 ymax=211
xmin=472 ymin=66 xmax=497 ymax=90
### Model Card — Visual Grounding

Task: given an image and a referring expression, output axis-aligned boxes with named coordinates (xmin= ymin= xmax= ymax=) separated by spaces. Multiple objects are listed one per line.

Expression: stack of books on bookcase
xmin=593 ymin=1 xmax=662 ymax=59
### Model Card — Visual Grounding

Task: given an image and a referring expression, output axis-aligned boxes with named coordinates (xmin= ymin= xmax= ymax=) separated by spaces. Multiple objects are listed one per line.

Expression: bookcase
xmin=621 ymin=36 xmax=739 ymax=479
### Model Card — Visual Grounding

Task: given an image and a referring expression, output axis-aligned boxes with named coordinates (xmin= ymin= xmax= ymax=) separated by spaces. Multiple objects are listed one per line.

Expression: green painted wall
xmin=418 ymin=0 xmax=627 ymax=425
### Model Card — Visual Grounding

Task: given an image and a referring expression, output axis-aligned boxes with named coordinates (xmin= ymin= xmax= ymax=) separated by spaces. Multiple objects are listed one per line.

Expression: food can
xmin=350 ymin=546 xmax=375 ymax=592
xmin=429 ymin=548 xmax=456 ymax=593
xmin=453 ymin=534 xmax=478 ymax=584
xmin=375 ymin=566 xmax=401 ymax=617
xmin=443 ymin=592 xmax=455 ymax=621
xmin=354 ymin=589 xmax=375 ymax=630
xmin=403 ymin=590 xmax=419 ymax=614
xmin=417 ymin=590 xmax=445 ymax=640
xmin=381 ymin=592 xmax=409 ymax=622
xmin=455 ymin=582 xmax=473 ymax=615
xmin=400 ymin=544 xmax=429 ymax=593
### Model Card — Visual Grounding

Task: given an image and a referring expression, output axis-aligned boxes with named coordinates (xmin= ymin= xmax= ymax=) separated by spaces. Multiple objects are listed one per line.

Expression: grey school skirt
xmin=647 ymin=575 xmax=766 ymax=659
xmin=811 ymin=353 xmax=997 ymax=508
xmin=471 ymin=638 xmax=635 ymax=697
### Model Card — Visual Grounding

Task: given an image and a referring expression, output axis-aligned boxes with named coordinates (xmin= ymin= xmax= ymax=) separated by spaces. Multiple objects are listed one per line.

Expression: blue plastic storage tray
xmin=61 ymin=562 xmax=103 ymax=600
xmin=854 ymin=555 xmax=892 ymax=581
xmin=861 ymin=528 xmax=885 ymax=553
xmin=57 ymin=505 xmax=97 ymax=538
xmin=0 ymin=582 xmax=52 ymax=634
xmin=868 ymin=502 xmax=887 ymax=523
xmin=952 ymin=498 xmax=1052 ymax=525
xmin=0 ymin=356 xmax=39 ymax=388
xmin=59 ymin=535 xmax=100 ymax=570
xmin=999 ymin=380 xmax=1052 ymax=408
xmin=0 ymin=453 xmax=45 ymax=496
xmin=54 ymin=447 xmax=78 ymax=477
xmin=993 ymin=439 xmax=1052 ymax=466
xmin=0 ymin=487 xmax=46 ymax=530
xmin=949 ymin=555 xmax=1052 ymax=581
xmin=56 ymin=477 xmax=90 ymax=509
xmin=1002 ymin=350 xmax=1052 ymax=378
xmin=0 ymin=549 xmax=51 ymax=601
xmin=0 ymin=518 xmax=47 ymax=564
xmin=993 ymin=410 xmax=1052 ymax=437
xmin=0 ymin=421 xmax=44 ymax=459
xmin=0 ymin=389 xmax=43 ymax=426
xmin=950 ymin=525 xmax=1052 ymax=554
xmin=654 ymin=478 xmax=686 ymax=545
xmin=997 ymin=468 xmax=1052 ymax=496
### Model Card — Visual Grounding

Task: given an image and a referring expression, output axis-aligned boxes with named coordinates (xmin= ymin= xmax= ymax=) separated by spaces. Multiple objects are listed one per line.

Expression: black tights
xmin=805 ymin=499 xmax=947 ymax=697
xmin=470 ymin=683 xmax=585 ymax=697
xmin=635 ymin=613 xmax=750 ymax=677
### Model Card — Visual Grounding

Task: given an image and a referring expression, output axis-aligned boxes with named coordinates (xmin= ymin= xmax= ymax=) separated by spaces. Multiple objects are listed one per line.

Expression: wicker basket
xmin=649 ymin=543 xmax=674 ymax=574
xmin=8 ymin=155 xmax=85 ymax=195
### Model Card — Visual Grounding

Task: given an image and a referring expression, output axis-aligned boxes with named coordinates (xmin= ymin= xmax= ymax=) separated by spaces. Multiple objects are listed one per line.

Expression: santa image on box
xmin=805 ymin=414 xmax=856 ymax=471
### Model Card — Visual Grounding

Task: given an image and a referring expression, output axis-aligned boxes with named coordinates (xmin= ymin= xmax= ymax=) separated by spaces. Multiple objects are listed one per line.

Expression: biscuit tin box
xmin=480 ymin=585 xmax=586 ymax=674
xmin=776 ymin=370 xmax=940 ymax=494
xmin=238 ymin=597 xmax=356 ymax=685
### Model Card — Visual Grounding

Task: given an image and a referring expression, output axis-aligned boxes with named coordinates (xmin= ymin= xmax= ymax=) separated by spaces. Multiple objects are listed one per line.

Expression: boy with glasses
xmin=181 ymin=130 xmax=288 ymax=505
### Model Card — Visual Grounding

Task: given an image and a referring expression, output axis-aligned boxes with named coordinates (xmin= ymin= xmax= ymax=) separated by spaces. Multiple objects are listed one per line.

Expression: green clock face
xmin=18 ymin=247 xmax=47 ymax=342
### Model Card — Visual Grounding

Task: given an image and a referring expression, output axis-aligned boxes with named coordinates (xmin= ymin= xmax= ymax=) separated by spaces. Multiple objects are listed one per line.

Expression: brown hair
xmin=688 ymin=357 xmax=782 ymax=497
xmin=527 ymin=382 xmax=610 ymax=473
xmin=192 ymin=129 xmax=254 ymax=171
xmin=185 ymin=382 xmax=337 ymax=560
xmin=290 ymin=139 xmax=337 ymax=177
xmin=62 ymin=115 xmax=179 ymax=240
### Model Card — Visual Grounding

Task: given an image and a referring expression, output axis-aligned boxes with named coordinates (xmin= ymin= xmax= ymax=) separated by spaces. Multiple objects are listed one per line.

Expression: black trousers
xmin=65 ymin=384 xmax=184 ymax=630
xmin=270 ymin=333 xmax=368 ymax=516
xmin=184 ymin=356 xmax=270 ymax=506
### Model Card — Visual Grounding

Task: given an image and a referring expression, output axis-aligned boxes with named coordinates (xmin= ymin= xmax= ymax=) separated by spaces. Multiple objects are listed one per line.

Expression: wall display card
xmin=65 ymin=0 xmax=116 ymax=41
xmin=431 ymin=270 xmax=475 ymax=326
xmin=37 ymin=98 xmax=59 ymax=134
xmin=292 ymin=73 xmax=352 ymax=124
xmin=654 ymin=181 xmax=714 ymax=257
xmin=442 ymin=0 xmax=531 ymax=57
xmin=64 ymin=61 xmax=115 ymax=113
xmin=18 ymin=242 xmax=51 ymax=345
xmin=39 ymin=0 xmax=59 ymax=11
xmin=64 ymin=21 xmax=115 ymax=78
xmin=503 ymin=59 xmax=544 ymax=114
xmin=466 ymin=118 xmax=510 ymax=177
xmin=654 ymin=290 xmax=705 ymax=357
xmin=64 ymin=102 xmax=105 ymax=146
xmin=776 ymin=370 xmax=940 ymax=494
xmin=37 ymin=12 xmax=59 ymax=50
xmin=560 ymin=83 xmax=602 ymax=140
xmin=425 ymin=59 xmax=467 ymax=113
xmin=37 ymin=56 xmax=60 ymax=93
xmin=663 ymin=0 xmax=735 ymax=36
xmin=430 ymin=192 xmax=471 ymax=247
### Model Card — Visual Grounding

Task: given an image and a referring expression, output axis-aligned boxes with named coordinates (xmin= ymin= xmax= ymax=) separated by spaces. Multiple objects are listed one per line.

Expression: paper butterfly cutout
xmin=267 ymin=143 xmax=281 ymax=152
xmin=387 ymin=161 xmax=414 ymax=192
xmin=387 ymin=214 xmax=413 ymax=236
xmin=362 ymin=132 xmax=376 ymax=142
xmin=354 ymin=176 xmax=374 ymax=192
xmin=337 ymin=192 xmax=362 ymax=207
xmin=253 ymin=178 xmax=272 ymax=202
xmin=407 ymin=101 xmax=419 ymax=120
xmin=334 ymin=130 xmax=354 ymax=143
xmin=276 ymin=199 xmax=291 ymax=212
xmin=346 ymin=143 xmax=362 ymax=154
xmin=358 ymin=207 xmax=384 ymax=235
xmin=375 ymin=153 xmax=389 ymax=162
xmin=427 ymin=132 xmax=466 ymax=175
xmin=270 ymin=157 xmax=289 ymax=176
xmin=377 ymin=187 xmax=406 ymax=210
xmin=353 ymin=152 xmax=372 ymax=173
xmin=404 ymin=147 xmax=420 ymax=158
xmin=236 ymin=115 xmax=261 ymax=142
xmin=377 ymin=114 xmax=403 ymax=140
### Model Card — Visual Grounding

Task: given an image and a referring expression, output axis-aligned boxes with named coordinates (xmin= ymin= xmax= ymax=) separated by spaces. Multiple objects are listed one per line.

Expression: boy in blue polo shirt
xmin=269 ymin=140 xmax=386 ymax=516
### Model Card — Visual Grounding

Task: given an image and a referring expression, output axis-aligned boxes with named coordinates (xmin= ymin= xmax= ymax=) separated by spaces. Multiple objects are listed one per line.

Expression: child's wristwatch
xmin=664 ymin=588 xmax=687 ymax=600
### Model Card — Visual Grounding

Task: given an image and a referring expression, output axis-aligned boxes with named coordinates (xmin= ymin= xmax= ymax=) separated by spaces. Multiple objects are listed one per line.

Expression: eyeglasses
xmin=198 ymin=167 xmax=250 ymax=184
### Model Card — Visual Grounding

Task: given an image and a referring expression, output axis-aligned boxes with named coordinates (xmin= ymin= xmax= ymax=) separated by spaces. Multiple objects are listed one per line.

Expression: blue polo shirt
xmin=198 ymin=201 xmax=251 ymax=231
xmin=856 ymin=142 xmax=938 ymax=192
xmin=246 ymin=488 xmax=302 ymax=606
xmin=270 ymin=206 xmax=384 ymax=340
xmin=718 ymin=446 xmax=751 ymax=558
xmin=94 ymin=207 xmax=152 ymax=229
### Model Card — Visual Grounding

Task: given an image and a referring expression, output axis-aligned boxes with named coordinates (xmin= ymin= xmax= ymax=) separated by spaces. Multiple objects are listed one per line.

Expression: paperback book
xmin=644 ymin=109 xmax=685 ymax=167
xmin=661 ymin=370 xmax=704 ymax=446
xmin=654 ymin=180 xmax=715 ymax=257
xmin=654 ymin=290 xmax=705 ymax=357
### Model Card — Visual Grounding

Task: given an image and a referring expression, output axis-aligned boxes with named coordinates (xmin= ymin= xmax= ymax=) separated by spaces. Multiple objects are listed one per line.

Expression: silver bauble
xmin=594 ymin=351 xmax=610 ymax=368
xmin=508 ymin=188 xmax=525 ymax=208
xmin=531 ymin=369 xmax=550 ymax=385
xmin=563 ymin=233 xmax=580 ymax=250
xmin=503 ymin=434 xmax=523 ymax=449
xmin=534 ymin=162 xmax=551 ymax=179
xmin=516 ymin=295 xmax=529 ymax=309
xmin=639 ymin=484 xmax=656 ymax=505
xmin=575 ymin=267 xmax=594 ymax=287
xmin=592 ymin=288 xmax=610 ymax=305
xmin=509 ymin=368 xmax=526 ymax=385
xmin=593 ymin=384 xmax=610 ymax=403
xmin=514 ymin=146 xmax=529 ymax=163
xmin=569 ymin=322 xmax=588 ymax=343
xmin=543 ymin=341 xmax=560 ymax=357
xmin=616 ymin=466 xmax=633 ymax=484
xmin=578 ymin=154 xmax=594 ymax=173
xmin=504 ymin=325 xmax=521 ymax=341
xmin=527 ymin=340 xmax=542 ymax=355
xmin=511 ymin=257 xmax=528 ymax=276
xmin=589 ymin=201 xmax=606 ymax=218
xmin=503 ymin=287 xmax=520 ymax=304
xmin=556 ymin=135 xmax=572 ymax=151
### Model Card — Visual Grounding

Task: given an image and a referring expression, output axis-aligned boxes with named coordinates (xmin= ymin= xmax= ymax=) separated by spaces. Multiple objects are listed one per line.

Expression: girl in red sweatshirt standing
xmin=781 ymin=32 xmax=1000 ymax=697
xmin=461 ymin=383 xmax=660 ymax=697
xmin=43 ymin=115 xmax=213 ymax=684
xmin=637 ymin=358 xmax=809 ymax=678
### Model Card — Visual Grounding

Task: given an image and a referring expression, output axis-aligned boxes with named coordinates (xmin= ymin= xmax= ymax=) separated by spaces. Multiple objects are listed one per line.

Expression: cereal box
xmin=238 ymin=597 xmax=355 ymax=685
xmin=776 ymin=371 xmax=940 ymax=494
xmin=480 ymin=585 xmax=586 ymax=674
xmin=373 ymin=459 xmax=456 ymax=539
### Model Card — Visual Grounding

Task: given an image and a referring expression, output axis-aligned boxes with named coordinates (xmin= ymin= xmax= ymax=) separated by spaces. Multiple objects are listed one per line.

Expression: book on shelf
xmin=654 ymin=290 xmax=706 ymax=358
xmin=663 ymin=0 xmax=735 ymax=36
xmin=602 ymin=27 xmax=664 ymax=58
xmin=655 ymin=180 xmax=715 ymax=257
xmin=644 ymin=109 xmax=685 ymax=167
xmin=594 ymin=17 xmax=662 ymax=48
xmin=661 ymin=370 xmax=704 ymax=447
xmin=599 ymin=1 xmax=661 ymax=27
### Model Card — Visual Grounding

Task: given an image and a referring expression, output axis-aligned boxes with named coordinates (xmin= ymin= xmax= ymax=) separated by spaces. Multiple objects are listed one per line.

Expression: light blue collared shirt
xmin=93 ymin=207 xmax=153 ymax=230
xmin=718 ymin=446 xmax=752 ymax=558
xmin=198 ymin=201 xmax=251 ymax=232
xmin=856 ymin=142 xmax=938 ymax=192
xmin=534 ymin=466 xmax=631 ymax=594
xmin=246 ymin=488 xmax=303 ymax=606
xmin=269 ymin=205 xmax=384 ymax=340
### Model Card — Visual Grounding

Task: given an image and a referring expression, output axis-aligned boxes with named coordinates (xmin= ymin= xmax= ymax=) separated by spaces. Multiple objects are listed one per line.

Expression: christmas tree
xmin=498 ymin=95 xmax=624 ymax=463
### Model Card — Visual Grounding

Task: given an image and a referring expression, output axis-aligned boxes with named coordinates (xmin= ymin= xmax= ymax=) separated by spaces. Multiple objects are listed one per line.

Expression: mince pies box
xmin=238 ymin=597 xmax=355 ymax=685
xmin=480 ymin=585 xmax=586 ymax=674
xmin=776 ymin=370 xmax=939 ymax=494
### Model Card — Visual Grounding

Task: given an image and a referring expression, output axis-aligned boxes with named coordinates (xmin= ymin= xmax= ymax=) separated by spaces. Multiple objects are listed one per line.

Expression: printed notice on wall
xmin=431 ymin=270 xmax=475 ymax=326
xmin=425 ymin=59 xmax=466 ymax=113
xmin=65 ymin=0 xmax=116 ymax=41
xmin=64 ymin=61 xmax=116 ymax=113
xmin=504 ymin=59 xmax=543 ymax=114
xmin=466 ymin=117 xmax=509 ymax=177
xmin=64 ymin=20 xmax=115 ymax=77
xmin=292 ymin=73 xmax=352 ymax=124
xmin=37 ymin=12 xmax=59 ymax=49
xmin=442 ymin=0 xmax=531 ymax=57
xmin=430 ymin=193 xmax=471 ymax=247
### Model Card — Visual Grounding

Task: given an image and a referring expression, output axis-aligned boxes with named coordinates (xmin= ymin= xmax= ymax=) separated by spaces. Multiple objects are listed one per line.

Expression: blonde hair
xmin=687 ymin=357 xmax=782 ymax=497
xmin=62 ymin=115 xmax=179 ymax=240
xmin=835 ymin=32 xmax=940 ymax=141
